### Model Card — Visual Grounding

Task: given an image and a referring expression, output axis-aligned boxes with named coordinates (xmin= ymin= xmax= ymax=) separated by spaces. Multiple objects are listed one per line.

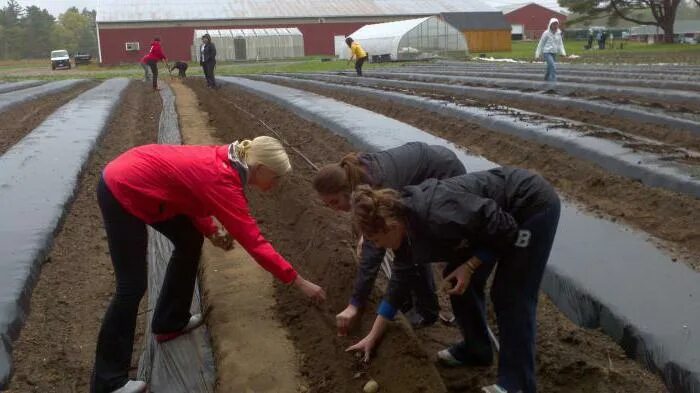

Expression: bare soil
xmin=6 ymin=81 xmax=160 ymax=393
xmin=187 ymin=79 xmax=668 ymax=392
xmin=272 ymin=79 xmax=700 ymax=272
xmin=0 ymin=81 xmax=96 ymax=155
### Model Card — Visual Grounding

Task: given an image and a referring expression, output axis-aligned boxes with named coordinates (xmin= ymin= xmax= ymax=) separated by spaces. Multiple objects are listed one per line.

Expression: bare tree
xmin=610 ymin=0 xmax=681 ymax=42
xmin=561 ymin=0 xmax=682 ymax=43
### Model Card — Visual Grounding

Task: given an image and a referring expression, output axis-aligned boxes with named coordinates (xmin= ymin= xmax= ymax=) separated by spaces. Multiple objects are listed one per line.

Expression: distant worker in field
xmin=170 ymin=61 xmax=189 ymax=79
xmin=200 ymin=33 xmax=217 ymax=88
xmin=90 ymin=136 xmax=326 ymax=393
xmin=346 ymin=167 xmax=561 ymax=393
xmin=535 ymin=18 xmax=566 ymax=82
xmin=346 ymin=37 xmax=368 ymax=76
xmin=313 ymin=142 xmax=466 ymax=335
xmin=140 ymin=37 xmax=169 ymax=91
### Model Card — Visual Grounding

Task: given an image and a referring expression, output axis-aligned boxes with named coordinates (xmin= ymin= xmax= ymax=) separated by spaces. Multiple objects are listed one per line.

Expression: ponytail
xmin=235 ymin=136 xmax=291 ymax=176
xmin=351 ymin=185 xmax=405 ymax=236
xmin=313 ymin=152 xmax=369 ymax=195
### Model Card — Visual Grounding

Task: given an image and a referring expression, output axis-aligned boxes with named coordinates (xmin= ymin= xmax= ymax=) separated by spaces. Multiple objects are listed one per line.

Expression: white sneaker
xmin=111 ymin=380 xmax=147 ymax=393
xmin=436 ymin=348 xmax=463 ymax=367
xmin=481 ymin=385 xmax=508 ymax=393
xmin=154 ymin=313 xmax=205 ymax=343
xmin=185 ymin=313 xmax=204 ymax=330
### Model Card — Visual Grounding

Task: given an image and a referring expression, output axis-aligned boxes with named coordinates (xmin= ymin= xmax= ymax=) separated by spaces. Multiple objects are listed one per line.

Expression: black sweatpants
xmin=91 ymin=176 xmax=203 ymax=393
xmin=446 ymin=197 xmax=561 ymax=393
xmin=202 ymin=60 xmax=216 ymax=87
xmin=355 ymin=56 xmax=368 ymax=76
xmin=147 ymin=59 xmax=158 ymax=89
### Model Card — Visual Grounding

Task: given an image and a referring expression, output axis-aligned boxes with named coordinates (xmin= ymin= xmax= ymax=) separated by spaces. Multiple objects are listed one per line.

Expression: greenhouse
xmin=339 ymin=16 xmax=468 ymax=61
xmin=192 ymin=28 xmax=304 ymax=61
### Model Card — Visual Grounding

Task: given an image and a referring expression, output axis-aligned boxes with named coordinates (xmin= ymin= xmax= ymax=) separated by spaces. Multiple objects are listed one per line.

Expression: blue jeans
xmin=544 ymin=53 xmax=556 ymax=82
xmin=91 ymin=176 xmax=203 ymax=392
xmin=445 ymin=197 xmax=561 ymax=393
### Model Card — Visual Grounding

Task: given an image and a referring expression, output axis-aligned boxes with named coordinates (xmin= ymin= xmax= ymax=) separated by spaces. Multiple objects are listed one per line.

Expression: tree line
xmin=0 ymin=0 xmax=97 ymax=60
xmin=561 ymin=0 xmax=700 ymax=42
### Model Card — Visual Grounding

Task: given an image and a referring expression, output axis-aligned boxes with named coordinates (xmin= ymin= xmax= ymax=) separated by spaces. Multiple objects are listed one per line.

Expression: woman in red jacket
xmin=140 ymin=37 xmax=168 ymax=91
xmin=91 ymin=136 xmax=326 ymax=393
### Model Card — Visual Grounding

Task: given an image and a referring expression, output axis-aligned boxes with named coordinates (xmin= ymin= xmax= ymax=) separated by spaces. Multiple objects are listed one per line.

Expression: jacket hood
xmin=547 ymin=18 xmax=560 ymax=31
xmin=400 ymin=179 xmax=439 ymax=223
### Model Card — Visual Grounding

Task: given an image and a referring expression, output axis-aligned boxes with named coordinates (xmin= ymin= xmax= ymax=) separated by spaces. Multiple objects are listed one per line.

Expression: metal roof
xmin=441 ymin=12 xmax=511 ymax=31
xmin=97 ymin=0 xmax=496 ymax=23
xmin=497 ymin=2 xmax=533 ymax=14
xmin=194 ymin=28 xmax=303 ymax=37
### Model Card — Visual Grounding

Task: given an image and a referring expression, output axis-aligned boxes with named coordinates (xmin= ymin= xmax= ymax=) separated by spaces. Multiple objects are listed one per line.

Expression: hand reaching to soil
xmin=208 ymin=230 xmax=234 ymax=251
xmin=346 ymin=316 xmax=389 ymax=362
xmin=346 ymin=334 xmax=376 ymax=363
xmin=336 ymin=304 xmax=359 ymax=336
xmin=294 ymin=275 xmax=327 ymax=304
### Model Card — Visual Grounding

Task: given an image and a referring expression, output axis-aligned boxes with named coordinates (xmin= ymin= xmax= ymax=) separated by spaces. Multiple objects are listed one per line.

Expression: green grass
xmin=482 ymin=40 xmax=700 ymax=63
xmin=1 ymin=45 xmax=699 ymax=82
xmin=0 ymin=56 xmax=401 ymax=81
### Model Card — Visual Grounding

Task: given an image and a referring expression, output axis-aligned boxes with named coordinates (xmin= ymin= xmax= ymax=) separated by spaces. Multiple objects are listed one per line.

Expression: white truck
xmin=50 ymin=49 xmax=71 ymax=70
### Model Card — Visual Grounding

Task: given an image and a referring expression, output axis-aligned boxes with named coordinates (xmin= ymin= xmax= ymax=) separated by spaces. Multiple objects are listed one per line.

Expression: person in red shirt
xmin=90 ymin=136 xmax=326 ymax=393
xmin=140 ymin=37 xmax=169 ymax=91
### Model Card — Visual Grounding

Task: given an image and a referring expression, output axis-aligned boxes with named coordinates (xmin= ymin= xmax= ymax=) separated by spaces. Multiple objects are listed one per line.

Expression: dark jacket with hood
xmin=378 ymin=167 xmax=558 ymax=318
xmin=350 ymin=142 xmax=466 ymax=307
xmin=200 ymin=36 xmax=217 ymax=64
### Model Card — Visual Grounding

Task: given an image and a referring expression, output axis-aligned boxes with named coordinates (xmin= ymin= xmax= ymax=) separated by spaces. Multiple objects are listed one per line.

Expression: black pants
xmin=446 ymin=197 xmax=560 ymax=393
xmin=147 ymin=60 xmax=158 ymax=89
xmin=401 ymin=263 xmax=439 ymax=323
xmin=355 ymin=56 xmax=368 ymax=76
xmin=91 ymin=176 xmax=203 ymax=393
xmin=202 ymin=60 xmax=216 ymax=87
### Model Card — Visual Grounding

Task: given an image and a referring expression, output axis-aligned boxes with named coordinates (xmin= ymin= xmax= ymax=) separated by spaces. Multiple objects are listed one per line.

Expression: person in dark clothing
xmin=313 ymin=142 xmax=466 ymax=334
xmin=346 ymin=167 xmax=561 ymax=393
xmin=170 ymin=61 xmax=188 ymax=78
xmin=140 ymin=37 xmax=168 ymax=91
xmin=200 ymin=34 xmax=217 ymax=88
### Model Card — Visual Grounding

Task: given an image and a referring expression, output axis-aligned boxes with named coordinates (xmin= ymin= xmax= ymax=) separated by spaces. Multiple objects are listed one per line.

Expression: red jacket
xmin=141 ymin=41 xmax=167 ymax=63
xmin=103 ymin=144 xmax=298 ymax=284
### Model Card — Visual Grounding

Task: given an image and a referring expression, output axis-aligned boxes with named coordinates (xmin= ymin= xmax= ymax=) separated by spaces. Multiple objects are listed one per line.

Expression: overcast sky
xmin=14 ymin=0 xmax=567 ymax=17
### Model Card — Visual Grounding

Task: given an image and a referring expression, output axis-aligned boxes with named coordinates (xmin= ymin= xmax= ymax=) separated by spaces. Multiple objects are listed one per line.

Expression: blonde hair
xmin=351 ymin=185 xmax=405 ymax=236
xmin=235 ymin=136 xmax=291 ymax=176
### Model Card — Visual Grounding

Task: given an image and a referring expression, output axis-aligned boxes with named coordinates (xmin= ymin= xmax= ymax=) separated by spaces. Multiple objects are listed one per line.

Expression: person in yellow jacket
xmin=346 ymin=37 xmax=368 ymax=76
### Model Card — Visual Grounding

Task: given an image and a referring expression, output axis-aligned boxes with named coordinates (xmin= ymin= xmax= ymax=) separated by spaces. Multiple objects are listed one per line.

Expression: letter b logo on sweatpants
xmin=514 ymin=229 xmax=531 ymax=248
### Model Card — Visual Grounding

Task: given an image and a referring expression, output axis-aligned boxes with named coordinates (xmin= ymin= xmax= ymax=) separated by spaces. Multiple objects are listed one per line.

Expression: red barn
xmin=500 ymin=3 xmax=567 ymax=40
xmin=95 ymin=0 xmax=500 ymax=65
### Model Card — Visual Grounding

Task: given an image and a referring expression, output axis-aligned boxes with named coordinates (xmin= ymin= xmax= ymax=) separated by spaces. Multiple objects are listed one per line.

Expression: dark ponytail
xmin=313 ymin=152 xmax=369 ymax=195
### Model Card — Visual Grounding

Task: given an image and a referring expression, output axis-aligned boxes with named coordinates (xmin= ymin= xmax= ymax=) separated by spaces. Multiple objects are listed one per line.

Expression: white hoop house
xmin=193 ymin=28 xmax=304 ymax=61
xmin=341 ymin=16 xmax=468 ymax=61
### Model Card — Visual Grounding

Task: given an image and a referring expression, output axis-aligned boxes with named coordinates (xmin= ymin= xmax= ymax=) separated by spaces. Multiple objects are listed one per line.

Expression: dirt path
xmin=6 ymin=81 xmax=160 ymax=392
xmin=188 ymin=79 xmax=667 ymax=392
xmin=0 ymin=81 xmax=96 ymax=155
xmin=168 ymin=80 xmax=306 ymax=392
xmin=270 ymin=79 xmax=700 ymax=272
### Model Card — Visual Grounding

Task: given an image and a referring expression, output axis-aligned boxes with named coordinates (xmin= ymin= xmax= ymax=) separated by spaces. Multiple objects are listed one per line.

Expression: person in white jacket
xmin=535 ymin=18 xmax=566 ymax=82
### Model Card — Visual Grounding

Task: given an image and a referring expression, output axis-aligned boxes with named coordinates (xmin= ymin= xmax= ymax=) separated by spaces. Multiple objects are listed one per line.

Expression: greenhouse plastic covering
xmin=345 ymin=16 xmax=467 ymax=60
